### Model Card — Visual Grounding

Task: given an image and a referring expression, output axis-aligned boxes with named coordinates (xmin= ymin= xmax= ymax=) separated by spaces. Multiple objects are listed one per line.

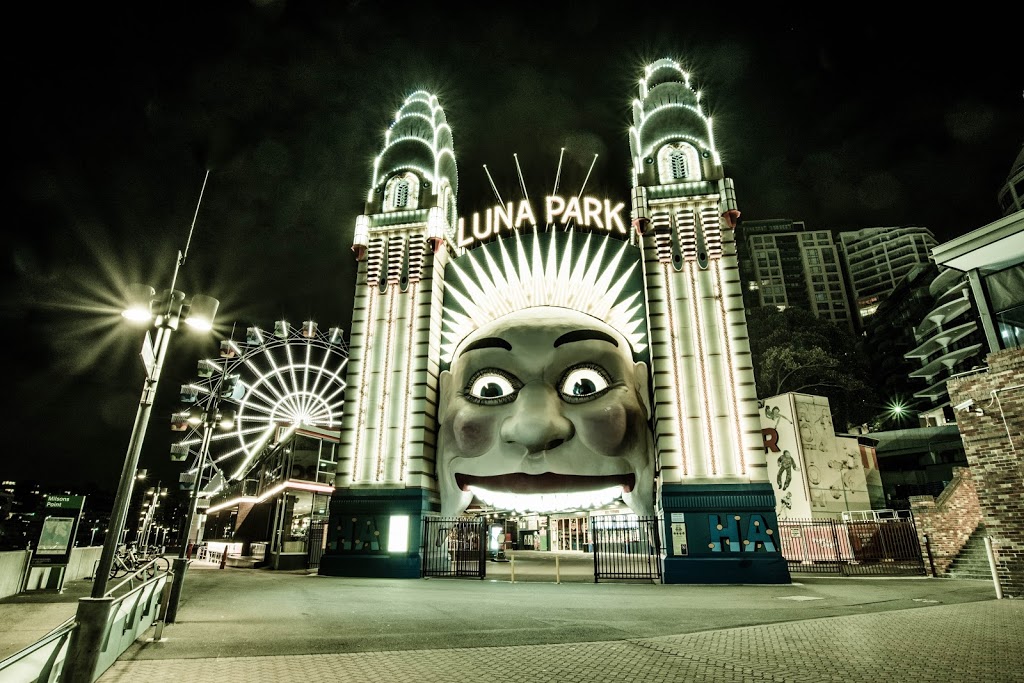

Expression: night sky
xmin=4 ymin=3 xmax=1021 ymax=497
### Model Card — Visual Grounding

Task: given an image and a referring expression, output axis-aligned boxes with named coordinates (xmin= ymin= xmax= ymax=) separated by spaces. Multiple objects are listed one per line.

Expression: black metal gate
xmin=591 ymin=514 xmax=662 ymax=582
xmin=778 ymin=518 xmax=926 ymax=576
xmin=421 ymin=516 xmax=487 ymax=579
xmin=306 ymin=519 xmax=327 ymax=570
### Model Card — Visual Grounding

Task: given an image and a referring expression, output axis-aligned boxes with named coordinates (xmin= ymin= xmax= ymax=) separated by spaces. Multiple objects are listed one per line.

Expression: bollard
xmin=164 ymin=557 xmax=189 ymax=623
xmin=510 ymin=554 xmax=515 ymax=583
xmin=984 ymin=536 xmax=1003 ymax=600
xmin=555 ymin=555 xmax=561 ymax=584
xmin=923 ymin=533 xmax=937 ymax=577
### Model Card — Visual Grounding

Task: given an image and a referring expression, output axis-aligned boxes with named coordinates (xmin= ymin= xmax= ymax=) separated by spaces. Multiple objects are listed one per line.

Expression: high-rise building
xmin=737 ymin=219 xmax=854 ymax=331
xmin=997 ymin=143 xmax=1023 ymax=217
xmin=838 ymin=226 xmax=937 ymax=325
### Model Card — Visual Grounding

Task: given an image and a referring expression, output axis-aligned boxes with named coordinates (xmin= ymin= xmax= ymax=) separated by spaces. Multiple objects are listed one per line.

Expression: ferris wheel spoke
xmin=178 ymin=323 xmax=348 ymax=486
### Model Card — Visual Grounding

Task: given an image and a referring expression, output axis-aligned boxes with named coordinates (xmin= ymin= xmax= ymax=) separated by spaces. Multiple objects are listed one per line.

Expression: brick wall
xmin=910 ymin=467 xmax=982 ymax=575
xmin=947 ymin=347 xmax=1024 ymax=598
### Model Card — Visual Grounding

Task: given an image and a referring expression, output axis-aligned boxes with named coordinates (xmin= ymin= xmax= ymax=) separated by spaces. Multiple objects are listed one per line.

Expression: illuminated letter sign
xmin=457 ymin=194 xmax=626 ymax=249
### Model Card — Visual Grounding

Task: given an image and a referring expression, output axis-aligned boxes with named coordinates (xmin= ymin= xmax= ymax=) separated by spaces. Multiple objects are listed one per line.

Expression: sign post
xmin=27 ymin=494 xmax=86 ymax=592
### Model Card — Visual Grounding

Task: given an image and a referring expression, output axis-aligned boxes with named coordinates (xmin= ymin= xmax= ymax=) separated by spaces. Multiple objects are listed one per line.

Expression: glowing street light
xmin=89 ymin=171 xmax=219 ymax=599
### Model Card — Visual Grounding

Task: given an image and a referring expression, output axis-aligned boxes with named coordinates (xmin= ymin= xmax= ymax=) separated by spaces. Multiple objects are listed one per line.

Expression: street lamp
xmin=165 ymin=372 xmax=235 ymax=623
xmin=88 ymin=172 xmax=219 ymax=599
xmin=138 ymin=483 xmax=167 ymax=550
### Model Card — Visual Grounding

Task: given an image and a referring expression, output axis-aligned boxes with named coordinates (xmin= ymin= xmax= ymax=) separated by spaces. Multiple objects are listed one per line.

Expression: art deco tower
xmin=629 ymin=59 xmax=784 ymax=581
xmin=324 ymin=91 xmax=458 ymax=577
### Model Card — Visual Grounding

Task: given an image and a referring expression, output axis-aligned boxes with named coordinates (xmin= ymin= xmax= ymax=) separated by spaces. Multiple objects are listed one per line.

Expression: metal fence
xmin=778 ymin=518 xmax=926 ymax=576
xmin=421 ymin=517 xmax=487 ymax=579
xmin=590 ymin=514 xmax=662 ymax=582
xmin=306 ymin=520 xmax=327 ymax=570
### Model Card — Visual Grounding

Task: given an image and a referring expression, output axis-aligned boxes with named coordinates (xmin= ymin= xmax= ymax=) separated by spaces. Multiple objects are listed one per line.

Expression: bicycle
xmin=109 ymin=544 xmax=171 ymax=579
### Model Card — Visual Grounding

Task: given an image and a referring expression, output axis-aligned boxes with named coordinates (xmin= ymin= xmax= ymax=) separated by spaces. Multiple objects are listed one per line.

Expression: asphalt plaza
xmin=2 ymin=552 xmax=1020 ymax=682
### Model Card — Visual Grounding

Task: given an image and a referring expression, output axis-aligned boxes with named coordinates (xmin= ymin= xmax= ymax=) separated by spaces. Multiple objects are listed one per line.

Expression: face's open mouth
xmin=455 ymin=472 xmax=635 ymax=494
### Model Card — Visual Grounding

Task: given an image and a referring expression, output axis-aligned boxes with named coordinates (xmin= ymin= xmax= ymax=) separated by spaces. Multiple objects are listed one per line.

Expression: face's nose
xmin=500 ymin=383 xmax=575 ymax=454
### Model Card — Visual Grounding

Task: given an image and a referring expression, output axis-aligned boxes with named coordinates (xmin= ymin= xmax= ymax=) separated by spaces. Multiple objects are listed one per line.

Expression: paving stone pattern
xmin=100 ymin=600 xmax=1023 ymax=683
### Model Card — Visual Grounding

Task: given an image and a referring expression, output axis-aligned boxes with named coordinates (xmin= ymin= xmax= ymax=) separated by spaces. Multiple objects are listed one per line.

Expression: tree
xmin=744 ymin=306 xmax=880 ymax=431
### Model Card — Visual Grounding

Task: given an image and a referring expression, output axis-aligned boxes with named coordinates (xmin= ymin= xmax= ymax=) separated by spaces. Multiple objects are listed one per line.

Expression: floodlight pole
xmin=166 ymin=373 xmax=224 ymax=623
xmin=63 ymin=171 xmax=214 ymax=683
xmin=180 ymin=407 xmax=218 ymax=560
xmin=91 ymin=312 xmax=179 ymax=599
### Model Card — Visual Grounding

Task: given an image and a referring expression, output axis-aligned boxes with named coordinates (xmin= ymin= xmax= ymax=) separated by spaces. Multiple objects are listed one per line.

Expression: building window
xmin=657 ymin=143 xmax=701 ymax=184
xmin=670 ymin=150 xmax=687 ymax=179
xmin=384 ymin=172 xmax=421 ymax=212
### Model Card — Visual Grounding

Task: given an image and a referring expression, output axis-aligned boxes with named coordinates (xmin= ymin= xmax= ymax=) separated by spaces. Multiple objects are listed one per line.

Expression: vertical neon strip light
xmin=661 ymin=264 xmax=689 ymax=476
xmin=687 ymin=262 xmax=717 ymax=475
xmin=398 ymin=282 xmax=417 ymax=481
xmin=713 ymin=259 xmax=745 ymax=475
xmin=350 ymin=287 xmax=377 ymax=482
xmin=375 ymin=288 xmax=397 ymax=482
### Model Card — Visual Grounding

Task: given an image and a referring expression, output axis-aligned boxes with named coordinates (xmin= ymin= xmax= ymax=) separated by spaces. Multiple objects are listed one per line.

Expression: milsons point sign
xmin=456 ymin=194 xmax=627 ymax=249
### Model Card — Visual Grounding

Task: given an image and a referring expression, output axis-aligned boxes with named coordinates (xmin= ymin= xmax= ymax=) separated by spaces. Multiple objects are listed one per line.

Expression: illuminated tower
xmin=322 ymin=91 xmax=459 ymax=577
xmin=629 ymin=59 xmax=788 ymax=582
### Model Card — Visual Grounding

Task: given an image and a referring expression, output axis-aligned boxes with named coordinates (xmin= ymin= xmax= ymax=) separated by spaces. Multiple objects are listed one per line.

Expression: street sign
xmin=141 ymin=330 xmax=155 ymax=377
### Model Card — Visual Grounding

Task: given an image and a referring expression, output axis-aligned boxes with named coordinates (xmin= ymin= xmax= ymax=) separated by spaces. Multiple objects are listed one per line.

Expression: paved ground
xmin=2 ymin=552 xmax=1021 ymax=682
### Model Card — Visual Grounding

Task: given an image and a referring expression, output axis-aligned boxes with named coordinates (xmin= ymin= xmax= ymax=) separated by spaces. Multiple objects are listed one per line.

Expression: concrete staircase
xmin=945 ymin=524 xmax=992 ymax=580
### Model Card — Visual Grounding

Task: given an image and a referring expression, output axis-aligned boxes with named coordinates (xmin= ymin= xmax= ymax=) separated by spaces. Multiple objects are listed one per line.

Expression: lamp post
xmin=165 ymin=374 xmax=235 ymax=623
xmin=89 ymin=279 xmax=219 ymax=598
xmin=138 ymin=483 xmax=167 ymax=550
xmin=63 ymin=171 xmax=220 ymax=683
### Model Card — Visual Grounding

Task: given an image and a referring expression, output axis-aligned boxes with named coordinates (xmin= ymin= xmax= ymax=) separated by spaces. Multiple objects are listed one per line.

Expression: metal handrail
xmin=0 ymin=560 xmax=172 ymax=683
xmin=106 ymin=555 xmax=169 ymax=596
xmin=0 ymin=616 xmax=77 ymax=683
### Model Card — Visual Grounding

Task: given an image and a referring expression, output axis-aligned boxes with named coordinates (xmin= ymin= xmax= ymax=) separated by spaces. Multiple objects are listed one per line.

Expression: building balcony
xmin=908 ymin=342 xmax=984 ymax=384
xmin=913 ymin=294 xmax=972 ymax=339
xmin=928 ymin=267 xmax=964 ymax=298
xmin=905 ymin=320 xmax=979 ymax=360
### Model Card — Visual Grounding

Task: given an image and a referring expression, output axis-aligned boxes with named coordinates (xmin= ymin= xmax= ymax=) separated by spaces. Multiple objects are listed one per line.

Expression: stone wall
xmin=947 ymin=347 xmax=1024 ymax=597
xmin=910 ymin=467 xmax=982 ymax=575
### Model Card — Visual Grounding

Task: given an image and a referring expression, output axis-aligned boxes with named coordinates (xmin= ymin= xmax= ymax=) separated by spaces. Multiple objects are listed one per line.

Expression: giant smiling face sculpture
xmin=437 ymin=306 xmax=655 ymax=517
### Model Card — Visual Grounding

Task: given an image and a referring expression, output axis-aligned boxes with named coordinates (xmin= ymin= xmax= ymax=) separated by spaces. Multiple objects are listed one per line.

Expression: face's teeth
xmin=466 ymin=485 xmax=624 ymax=514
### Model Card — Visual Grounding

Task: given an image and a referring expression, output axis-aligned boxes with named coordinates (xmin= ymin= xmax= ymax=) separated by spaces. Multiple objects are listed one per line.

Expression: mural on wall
xmin=436 ymin=229 xmax=656 ymax=518
xmin=760 ymin=397 xmax=812 ymax=518
xmin=762 ymin=393 xmax=874 ymax=519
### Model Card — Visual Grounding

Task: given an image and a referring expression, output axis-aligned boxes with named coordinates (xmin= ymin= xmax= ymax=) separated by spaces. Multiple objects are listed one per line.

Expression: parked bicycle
xmin=109 ymin=543 xmax=171 ymax=579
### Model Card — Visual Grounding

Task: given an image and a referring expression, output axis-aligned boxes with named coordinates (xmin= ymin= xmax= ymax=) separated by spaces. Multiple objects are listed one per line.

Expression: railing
xmin=0 ymin=557 xmax=171 ymax=683
xmin=421 ymin=517 xmax=487 ymax=579
xmin=591 ymin=515 xmax=662 ymax=583
xmin=0 ymin=617 xmax=75 ymax=683
xmin=778 ymin=518 xmax=926 ymax=576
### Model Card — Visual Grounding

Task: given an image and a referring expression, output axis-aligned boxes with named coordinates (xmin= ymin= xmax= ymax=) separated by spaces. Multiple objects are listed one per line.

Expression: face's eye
xmin=465 ymin=370 xmax=521 ymax=404
xmin=559 ymin=365 xmax=611 ymax=402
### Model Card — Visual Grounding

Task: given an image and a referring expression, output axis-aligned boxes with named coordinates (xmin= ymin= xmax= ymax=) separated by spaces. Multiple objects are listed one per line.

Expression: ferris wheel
xmin=170 ymin=320 xmax=349 ymax=490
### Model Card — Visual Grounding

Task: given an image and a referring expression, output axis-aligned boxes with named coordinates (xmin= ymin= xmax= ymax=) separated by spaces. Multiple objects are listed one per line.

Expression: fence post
xmin=923 ymin=533 xmax=937 ymax=577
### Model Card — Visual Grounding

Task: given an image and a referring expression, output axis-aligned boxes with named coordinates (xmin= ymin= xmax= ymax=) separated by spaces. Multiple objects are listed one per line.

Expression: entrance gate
xmin=778 ymin=518 xmax=926 ymax=576
xmin=421 ymin=516 xmax=487 ymax=579
xmin=590 ymin=514 xmax=662 ymax=582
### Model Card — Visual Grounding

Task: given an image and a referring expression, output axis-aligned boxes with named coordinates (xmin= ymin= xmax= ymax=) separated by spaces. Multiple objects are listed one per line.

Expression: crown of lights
xmin=440 ymin=230 xmax=648 ymax=363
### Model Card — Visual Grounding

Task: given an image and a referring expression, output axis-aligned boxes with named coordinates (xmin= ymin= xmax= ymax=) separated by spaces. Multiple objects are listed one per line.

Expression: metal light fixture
xmin=121 ymin=284 xmax=157 ymax=322
xmin=185 ymin=294 xmax=220 ymax=331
